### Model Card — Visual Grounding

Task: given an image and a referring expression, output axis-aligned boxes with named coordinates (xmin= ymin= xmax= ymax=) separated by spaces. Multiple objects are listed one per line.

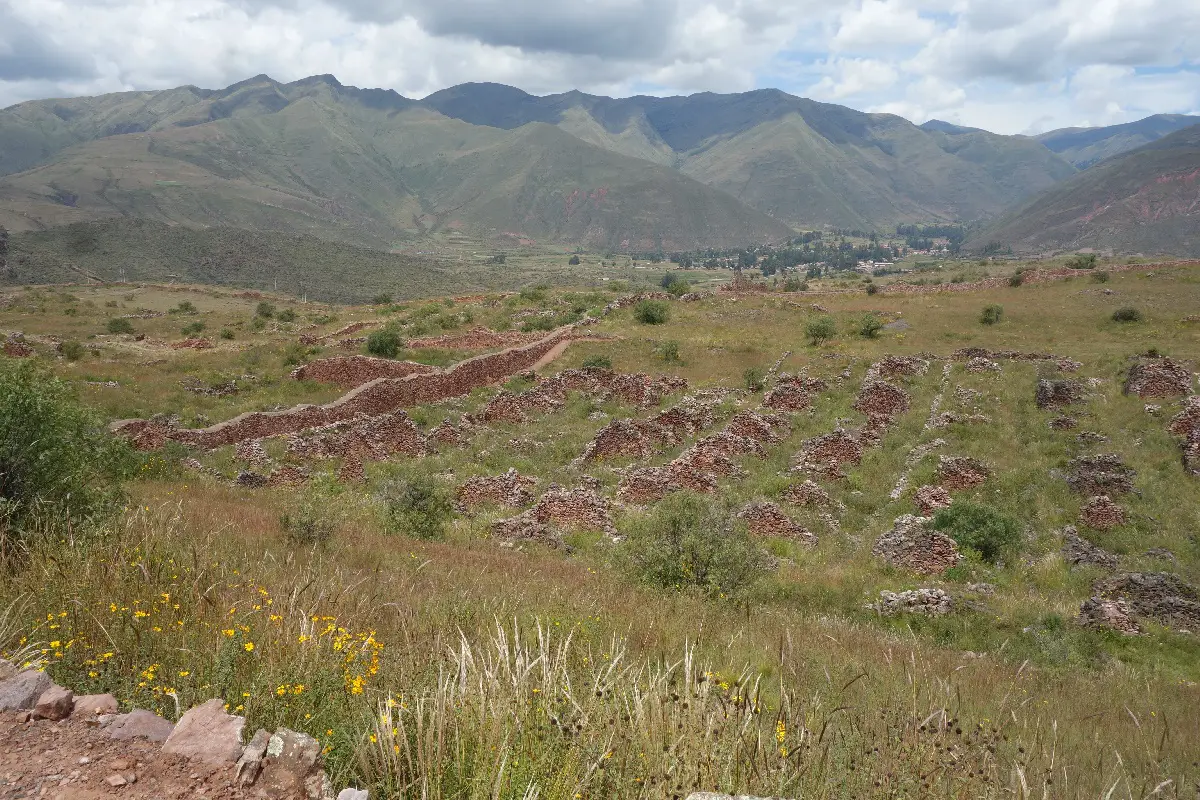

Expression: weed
xmin=933 ymin=501 xmax=1021 ymax=565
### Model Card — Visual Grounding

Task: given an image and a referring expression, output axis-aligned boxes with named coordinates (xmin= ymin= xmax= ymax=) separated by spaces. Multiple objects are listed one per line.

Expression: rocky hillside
xmin=1036 ymin=114 xmax=1200 ymax=169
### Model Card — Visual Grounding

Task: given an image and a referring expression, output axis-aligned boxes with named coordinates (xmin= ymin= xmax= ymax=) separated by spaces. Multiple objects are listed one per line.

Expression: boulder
xmin=337 ymin=790 xmax=369 ymax=800
xmin=162 ymin=699 xmax=245 ymax=763
xmin=73 ymin=693 xmax=120 ymax=719
xmin=256 ymin=729 xmax=327 ymax=800
xmin=107 ymin=709 xmax=175 ymax=743
xmin=0 ymin=669 xmax=53 ymax=712
xmin=33 ymin=685 xmax=74 ymax=721
xmin=0 ymin=658 xmax=17 ymax=681
xmin=236 ymin=729 xmax=271 ymax=786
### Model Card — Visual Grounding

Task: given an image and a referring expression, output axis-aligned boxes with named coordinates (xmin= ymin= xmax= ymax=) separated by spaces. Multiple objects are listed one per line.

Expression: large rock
xmin=0 ymin=669 xmax=52 ymax=712
xmin=871 ymin=588 xmax=953 ymax=616
xmin=33 ymin=685 xmax=74 ymax=720
xmin=235 ymin=729 xmax=271 ymax=786
xmin=257 ymin=729 xmax=327 ymax=800
xmin=107 ymin=709 xmax=176 ymax=742
xmin=1061 ymin=528 xmax=1118 ymax=570
xmin=163 ymin=699 xmax=246 ymax=764
xmin=0 ymin=658 xmax=17 ymax=681
xmin=72 ymin=693 xmax=120 ymax=719
xmin=1079 ymin=596 xmax=1140 ymax=634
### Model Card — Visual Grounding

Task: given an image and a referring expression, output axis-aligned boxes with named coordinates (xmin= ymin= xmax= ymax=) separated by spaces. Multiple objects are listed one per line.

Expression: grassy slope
xmin=975 ymin=125 xmax=1200 ymax=255
xmin=1036 ymin=113 xmax=1200 ymax=168
xmin=2 ymin=264 xmax=1199 ymax=795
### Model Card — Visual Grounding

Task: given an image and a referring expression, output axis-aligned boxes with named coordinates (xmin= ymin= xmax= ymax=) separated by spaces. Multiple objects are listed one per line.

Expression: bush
xmin=219 ymin=328 xmax=235 ymax=340
xmin=980 ymin=304 xmax=1003 ymax=325
xmin=181 ymin=321 xmax=206 ymax=336
xmin=582 ymin=355 xmax=612 ymax=369
xmin=633 ymin=300 xmax=669 ymax=325
xmin=105 ymin=317 xmax=134 ymax=335
xmin=568 ymin=255 xmax=581 ymax=266
xmin=618 ymin=492 xmax=772 ymax=599
xmin=932 ymin=501 xmax=1021 ymax=564
xmin=250 ymin=316 xmax=267 ymax=331
xmin=665 ymin=279 xmax=691 ymax=297
xmin=379 ymin=473 xmax=454 ymax=540
xmin=372 ymin=293 xmax=394 ymax=305
xmin=1112 ymin=307 xmax=1143 ymax=323
xmin=280 ymin=491 xmax=337 ymax=547
xmin=1008 ymin=273 xmax=1024 ymax=287
xmin=855 ymin=314 xmax=882 ymax=339
xmin=366 ymin=328 xmax=405 ymax=358
xmin=171 ymin=301 xmax=197 ymax=314
xmin=743 ymin=367 xmax=765 ymax=392
xmin=658 ymin=340 xmax=681 ymax=362
xmin=255 ymin=302 xmax=276 ymax=318
xmin=282 ymin=343 xmax=314 ymax=367
xmin=1067 ymin=253 xmax=1097 ymax=270
xmin=59 ymin=340 xmax=85 ymax=361
xmin=782 ymin=277 xmax=805 ymax=292
xmin=865 ymin=283 xmax=879 ymax=295
xmin=1092 ymin=271 xmax=1110 ymax=283
xmin=805 ymin=316 xmax=836 ymax=344
xmin=519 ymin=286 xmax=547 ymax=302
xmin=0 ymin=360 xmax=130 ymax=551
xmin=277 ymin=308 xmax=296 ymax=323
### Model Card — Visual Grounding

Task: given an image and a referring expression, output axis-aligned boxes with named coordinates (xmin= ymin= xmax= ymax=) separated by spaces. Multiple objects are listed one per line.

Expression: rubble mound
xmin=1092 ymin=572 xmax=1200 ymax=631
xmin=737 ymin=501 xmax=817 ymax=546
xmin=937 ymin=456 xmax=991 ymax=491
xmin=495 ymin=484 xmax=617 ymax=543
xmin=794 ymin=429 xmax=864 ymax=478
xmin=1057 ymin=359 xmax=1083 ymax=373
xmin=475 ymin=390 xmax=529 ymax=424
xmin=854 ymin=380 xmax=910 ymax=419
xmin=1061 ymin=527 xmax=1118 ymax=570
xmin=914 ymin=485 xmax=953 ymax=516
xmin=1 ymin=335 xmax=33 ymax=357
xmin=1079 ymin=596 xmax=1140 ymax=634
xmin=287 ymin=411 xmax=427 ymax=462
xmin=406 ymin=327 xmax=543 ymax=350
xmin=1066 ymin=454 xmax=1136 ymax=495
xmin=580 ymin=400 xmax=715 ymax=462
xmin=457 ymin=469 xmax=537 ymax=509
xmin=965 ymin=357 xmax=1001 ymax=373
xmin=783 ymin=480 xmax=835 ymax=508
xmin=1049 ymin=416 xmax=1078 ymax=430
xmin=1036 ymin=379 xmax=1086 ymax=409
xmin=1185 ymin=429 xmax=1200 ymax=476
xmin=234 ymin=439 xmax=272 ymax=470
xmin=1079 ymin=495 xmax=1127 ymax=529
xmin=337 ymin=454 xmax=365 ymax=484
xmin=428 ymin=419 xmax=469 ymax=448
xmin=170 ymin=337 xmax=214 ymax=350
xmin=868 ymin=355 xmax=930 ymax=379
xmin=762 ymin=382 xmax=813 ymax=412
xmin=872 ymin=515 xmax=963 ymax=574
xmin=266 ymin=465 xmax=309 ymax=488
xmin=1123 ymin=358 xmax=1192 ymax=398
xmin=871 ymin=588 xmax=953 ymax=616
xmin=291 ymin=356 xmax=437 ymax=389
xmin=725 ymin=410 xmax=790 ymax=443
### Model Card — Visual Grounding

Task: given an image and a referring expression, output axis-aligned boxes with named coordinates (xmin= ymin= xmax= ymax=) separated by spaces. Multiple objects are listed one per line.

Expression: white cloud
xmin=0 ymin=0 xmax=1197 ymax=136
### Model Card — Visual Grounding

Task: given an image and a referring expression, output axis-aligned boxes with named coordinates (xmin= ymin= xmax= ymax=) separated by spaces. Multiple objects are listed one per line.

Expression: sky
xmin=1 ymin=0 xmax=1198 ymax=134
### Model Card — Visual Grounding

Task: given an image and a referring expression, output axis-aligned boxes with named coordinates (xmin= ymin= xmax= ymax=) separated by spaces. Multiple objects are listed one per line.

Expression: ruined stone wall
xmin=299 ymin=321 xmax=377 ymax=345
xmin=1124 ymin=358 xmax=1193 ymax=398
xmin=290 ymin=356 xmax=438 ymax=388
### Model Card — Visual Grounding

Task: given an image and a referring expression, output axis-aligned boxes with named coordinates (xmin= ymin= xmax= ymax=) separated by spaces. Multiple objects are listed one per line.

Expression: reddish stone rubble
xmin=291 ymin=356 xmax=437 ymax=389
xmin=1078 ymin=596 xmax=1140 ymax=634
xmin=337 ymin=454 xmax=365 ymax=484
xmin=854 ymin=380 xmax=910 ymax=419
xmin=782 ymin=479 xmax=842 ymax=511
xmin=1079 ymin=495 xmax=1127 ymax=529
xmin=1065 ymin=453 xmax=1136 ymax=495
xmin=1123 ymin=358 xmax=1193 ymax=398
xmin=1061 ymin=527 xmax=1118 ymax=570
xmin=234 ymin=439 xmax=272 ymax=471
xmin=725 ymin=410 xmax=790 ymax=443
xmin=457 ymin=468 xmax=537 ymax=510
xmin=793 ymin=429 xmax=864 ymax=478
xmin=1169 ymin=395 xmax=1200 ymax=437
xmin=867 ymin=355 xmax=929 ymax=380
xmin=580 ymin=400 xmax=714 ymax=462
xmin=1090 ymin=572 xmax=1200 ymax=631
xmin=762 ymin=381 xmax=813 ymax=412
xmin=937 ymin=455 xmax=991 ymax=491
xmin=737 ymin=501 xmax=817 ymax=546
xmin=266 ymin=465 xmax=309 ymax=488
xmin=406 ymin=327 xmax=545 ymax=350
xmin=1035 ymin=379 xmax=1086 ymax=409
xmin=1 ymin=335 xmax=33 ymax=357
xmin=872 ymin=515 xmax=963 ymax=574
xmin=493 ymin=484 xmax=617 ymax=544
xmin=428 ymin=419 xmax=470 ymax=449
xmin=170 ymin=337 xmax=214 ymax=350
xmin=914 ymin=485 xmax=953 ymax=515
xmin=286 ymin=410 xmax=427 ymax=462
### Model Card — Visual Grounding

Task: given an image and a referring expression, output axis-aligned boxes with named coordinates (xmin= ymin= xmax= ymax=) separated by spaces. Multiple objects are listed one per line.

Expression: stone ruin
xmin=1056 ymin=359 xmax=1083 ymax=373
xmin=337 ymin=454 xmax=365 ymax=484
xmin=428 ymin=419 xmax=470 ymax=449
xmin=1168 ymin=396 xmax=1200 ymax=476
xmin=234 ymin=439 xmax=272 ymax=471
xmin=914 ymin=485 xmax=952 ymax=516
xmin=299 ymin=321 xmax=375 ymax=345
xmin=870 ymin=588 xmax=953 ymax=616
xmin=1185 ymin=429 xmax=1200 ymax=477
xmin=267 ymin=465 xmax=309 ymax=488
xmin=853 ymin=380 xmax=910 ymax=420
xmin=493 ymin=484 xmax=617 ymax=545
xmin=793 ymin=429 xmax=864 ymax=478
xmin=617 ymin=461 xmax=718 ymax=504
xmin=1065 ymin=453 xmax=1136 ymax=496
xmin=725 ymin=409 xmax=790 ymax=443
xmin=1079 ymin=495 xmax=1126 ymax=529
xmin=171 ymin=337 xmax=214 ymax=350
xmin=1084 ymin=572 xmax=1200 ymax=633
xmin=291 ymin=356 xmax=437 ymax=389
xmin=867 ymin=355 xmax=930 ymax=380
xmin=1079 ymin=596 xmax=1140 ymax=634
xmin=762 ymin=381 xmax=813 ymax=412
xmin=965 ymin=357 xmax=1001 ymax=374
xmin=286 ymin=410 xmax=427 ymax=463
xmin=937 ymin=455 xmax=991 ymax=491
xmin=782 ymin=479 xmax=842 ymax=511
xmin=1061 ymin=527 xmax=1118 ymax=570
xmin=580 ymin=400 xmax=714 ymax=462
xmin=1 ymin=333 xmax=33 ymax=358
xmin=1049 ymin=416 xmax=1078 ymax=430
xmin=737 ymin=501 xmax=817 ymax=546
xmin=872 ymin=514 xmax=963 ymax=575
xmin=457 ymin=468 xmax=537 ymax=510
xmin=1123 ymin=358 xmax=1193 ymax=398
xmin=1035 ymin=379 xmax=1086 ymax=409
xmin=953 ymin=347 xmax=1065 ymax=363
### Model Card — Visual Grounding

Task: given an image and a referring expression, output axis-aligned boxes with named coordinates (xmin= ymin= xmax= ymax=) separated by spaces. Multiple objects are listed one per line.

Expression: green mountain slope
xmin=972 ymin=124 xmax=1200 ymax=256
xmin=1036 ymin=114 xmax=1200 ymax=169
xmin=0 ymin=77 xmax=790 ymax=251
xmin=422 ymin=84 xmax=1078 ymax=229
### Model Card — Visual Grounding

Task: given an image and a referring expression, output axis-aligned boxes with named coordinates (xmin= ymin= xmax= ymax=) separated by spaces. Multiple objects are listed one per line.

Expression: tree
xmin=568 ymin=255 xmax=581 ymax=266
xmin=805 ymin=316 xmax=837 ymax=345
xmin=366 ymin=327 xmax=404 ymax=358
xmin=633 ymin=300 xmax=669 ymax=325
xmin=255 ymin=302 xmax=276 ymax=318
xmin=0 ymin=360 xmax=131 ymax=554
xmin=1067 ymin=253 xmax=1097 ymax=270
xmin=858 ymin=314 xmax=883 ymax=339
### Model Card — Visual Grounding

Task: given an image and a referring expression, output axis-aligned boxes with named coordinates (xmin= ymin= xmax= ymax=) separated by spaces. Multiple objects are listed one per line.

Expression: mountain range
xmin=0 ymin=74 xmax=1196 ymax=254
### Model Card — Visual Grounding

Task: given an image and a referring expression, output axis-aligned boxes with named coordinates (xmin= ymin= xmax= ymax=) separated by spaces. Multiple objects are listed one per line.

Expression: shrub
xmin=59 ymin=340 xmax=85 ymax=361
xmin=0 ymin=360 xmax=130 ymax=552
xmin=255 ymin=302 xmax=276 ymax=318
xmin=171 ymin=300 xmax=197 ymax=314
xmin=617 ymin=492 xmax=773 ymax=599
xmin=606 ymin=280 xmax=628 ymax=292
xmin=582 ymin=355 xmax=612 ymax=369
xmin=181 ymin=321 xmax=206 ymax=336
xmin=105 ymin=317 xmax=134 ymax=335
xmin=1067 ymin=253 xmax=1098 ymax=270
xmin=858 ymin=314 xmax=883 ymax=339
xmin=658 ymin=340 xmax=681 ymax=362
xmin=865 ymin=283 xmax=879 ymax=295
xmin=372 ymin=293 xmax=394 ymax=305
xmin=782 ymin=277 xmax=805 ymax=292
xmin=250 ymin=316 xmax=267 ymax=331
xmin=277 ymin=308 xmax=296 ymax=323
xmin=519 ymin=286 xmax=547 ymax=302
xmin=980 ymin=304 xmax=1003 ymax=325
xmin=219 ymin=328 xmax=235 ymax=340
xmin=1112 ymin=307 xmax=1143 ymax=323
xmin=666 ymin=279 xmax=691 ymax=297
xmin=379 ymin=473 xmax=454 ymax=540
xmin=568 ymin=255 xmax=581 ymax=266
xmin=280 ymin=491 xmax=337 ymax=547
xmin=1092 ymin=271 xmax=1110 ymax=283
xmin=633 ymin=300 xmax=669 ymax=325
xmin=743 ymin=367 xmax=765 ymax=392
xmin=282 ymin=343 xmax=314 ymax=367
xmin=366 ymin=328 xmax=405 ymax=358
xmin=805 ymin=315 xmax=837 ymax=344
xmin=932 ymin=501 xmax=1021 ymax=565
xmin=1008 ymin=273 xmax=1024 ymax=287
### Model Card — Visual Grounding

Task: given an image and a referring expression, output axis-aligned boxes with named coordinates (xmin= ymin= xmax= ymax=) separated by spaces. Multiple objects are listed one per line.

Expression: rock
xmin=33 ymin=685 xmax=74 ymax=721
xmin=914 ymin=484 xmax=952 ymax=515
xmin=107 ymin=710 xmax=175 ymax=743
xmin=235 ymin=729 xmax=271 ymax=786
xmin=105 ymin=774 xmax=128 ymax=788
xmin=1036 ymin=379 xmax=1085 ymax=409
xmin=163 ymin=699 xmax=245 ymax=764
xmin=936 ymin=455 xmax=990 ymax=491
xmin=1079 ymin=495 xmax=1126 ymax=529
xmin=967 ymin=582 xmax=996 ymax=595
xmin=1065 ymin=453 xmax=1136 ymax=496
xmin=0 ymin=669 xmax=53 ymax=712
xmin=737 ymin=501 xmax=817 ymax=546
xmin=256 ymin=729 xmax=326 ymax=799
xmin=1124 ymin=358 xmax=1192 ymax=398
xmin=872 ymin=515 xmax=963 ymax=575
xmin=1144 ymin=547 xmax=1177 ymax=563
xmin=235 ymin=470 xmax=268 ymax=488
xmin=73 ymin=693 xmax=119 ymax=719
xmin=1079 ymin=596 xmax=1140 ymax=634
xmin=0 ymin=658 xmax=17 ymax=681
xmin=1094 ymin=572 xmax=1200 ymax=632
xmin=871 ymin=588 xmax=953 ymax=615
xmin=1061 ymin=527 xmax=1118 ymax=570
xmin=337 ymin=789 xmax=369 ymax=800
